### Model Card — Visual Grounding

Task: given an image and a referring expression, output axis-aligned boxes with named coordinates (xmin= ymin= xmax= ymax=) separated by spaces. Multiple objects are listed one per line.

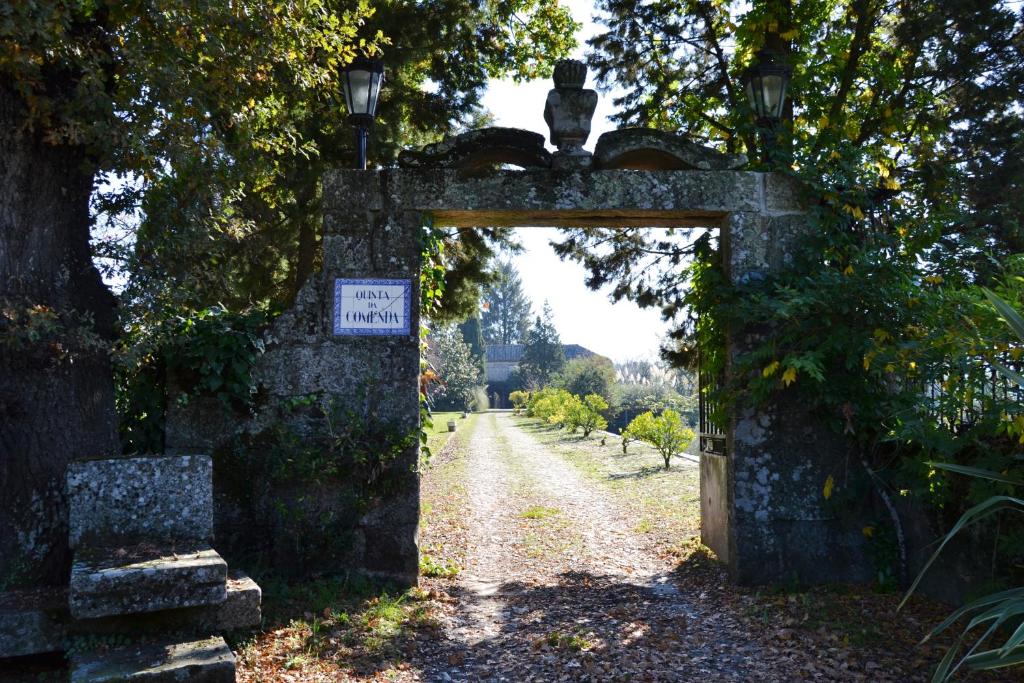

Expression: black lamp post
xmin=742 ymin=47 xmax=793 ymax=164
xmin=340 ymin=57 xmax=385 ymax=170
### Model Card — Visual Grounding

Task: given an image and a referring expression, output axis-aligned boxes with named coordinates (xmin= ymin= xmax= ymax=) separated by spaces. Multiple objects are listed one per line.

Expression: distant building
xmin=485 ymin=344 xmax=599 ymax=384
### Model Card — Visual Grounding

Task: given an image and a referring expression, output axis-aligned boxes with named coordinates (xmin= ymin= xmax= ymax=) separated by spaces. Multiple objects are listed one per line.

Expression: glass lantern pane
xmin=347 ymin=71 xmax=373 ymax=115
xmin=368 ymin=72 xmax=383 ymax=114
xmin=761 ymin=75 xmax=784 ymax=118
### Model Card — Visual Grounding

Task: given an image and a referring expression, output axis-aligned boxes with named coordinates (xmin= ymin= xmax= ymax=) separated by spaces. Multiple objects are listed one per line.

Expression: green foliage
xmin=900 ymin=291 xmax=1024 ymax=681
xmin=0 ymin=303 xmax=106 ymax=366
xmin=609 ymin=381 xmax=696 ymax=434
xmin=71 ymin=0 xmax=579 ymax=328
xmin=509 ymin=390 xmax=530 ymax=414
xmin=420 ymin=224 xmax=448 ymax=320
xmin=525 ymin=388 xmax=608 ymax=438
xmin=457 ymin=313 xmax=486 ymax=377
xmin=564 ymin=394 xmax=609 ymax=438
xmin=428 ymin=324 xmax=483 ymax=412
xmin=115 ymin=306 xmax=271 ymax=453
xmin=519 ymin=303 xmax=565 ymax=389
xmin=526 ymin=387 xmax=573 ymax=423
xmin=554 ymin=356 xmax=617 ymax=404
xmin=624 ymin=410 xmax=695 ymax=470
xmin=419 ymin=553 xmax=460 ymax=578
xmin=217 ymin=394 xmax=418 ymax=573
xmin=482 ymin=259 xmax=533 ymax=345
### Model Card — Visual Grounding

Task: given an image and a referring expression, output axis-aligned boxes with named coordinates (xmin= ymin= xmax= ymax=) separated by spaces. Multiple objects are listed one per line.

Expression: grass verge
xmin=511 ymin=415 xmax=700 ymax=556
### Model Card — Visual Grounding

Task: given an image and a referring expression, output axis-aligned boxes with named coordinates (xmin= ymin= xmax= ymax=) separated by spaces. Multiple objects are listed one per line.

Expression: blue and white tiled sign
xmin=333 ymin=278 xmax=412 ymax=336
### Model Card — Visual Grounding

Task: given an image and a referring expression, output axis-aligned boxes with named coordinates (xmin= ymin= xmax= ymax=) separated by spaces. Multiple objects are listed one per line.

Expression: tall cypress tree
xmin=482 ymin=260 xmax=534 ymax=345
xmin=519 ymin=302 xmax=565 ymax=389
xmin=458 ymin=313 xmax=487 ymax=377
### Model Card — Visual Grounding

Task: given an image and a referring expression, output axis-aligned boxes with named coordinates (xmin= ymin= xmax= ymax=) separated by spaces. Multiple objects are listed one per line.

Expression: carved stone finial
xmin=552 ymin=59 xmax=587 ymax=90
xmin=544 ymin=60 xmax=598 ymax=170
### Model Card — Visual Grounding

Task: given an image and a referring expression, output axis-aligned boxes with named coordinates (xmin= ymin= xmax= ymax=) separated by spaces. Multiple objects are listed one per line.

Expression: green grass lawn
xmin=511 ymin=415 xmax=701 ymax=555
xmin=423 ymin=410 xmax=470 ymax=455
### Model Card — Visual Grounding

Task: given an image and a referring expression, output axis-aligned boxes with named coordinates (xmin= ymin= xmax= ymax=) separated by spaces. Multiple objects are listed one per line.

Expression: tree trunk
xmin=0 ymin=85 xmax=119 ymax=589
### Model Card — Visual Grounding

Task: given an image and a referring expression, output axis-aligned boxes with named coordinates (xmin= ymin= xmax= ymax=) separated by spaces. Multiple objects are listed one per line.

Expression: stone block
xmin=162 ymin=396 xmax=237 ymax=457
xmin=70 ymin=545 xmax=226 ymax=620
xmin=67 ymin=455 xmax=213 ymax=548
xmin=322 ymin=170 xmax=382 ymax=212
xmin=397 ymin=127 xmax=551 ymax=171
xmin=72 ymin=570 xmax=261 ymax=636
xmin=0 ymin=588 xmax=67 ymax=658
xmin=391 ymin=168 xmax=762 ymax=222
xmin=211 ymin=572 xmax=262 ymax=631
xmin=764 ymin=172 xmax=807 ymax=215
xmin=70 ymin=635 xmax=235 ymax=683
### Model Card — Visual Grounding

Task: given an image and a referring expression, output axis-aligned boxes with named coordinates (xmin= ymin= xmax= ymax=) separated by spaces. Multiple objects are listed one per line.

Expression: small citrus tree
xmin=509 ymin=390 xmax=530 ymax=414
xmin=571 ymin=393 xmax=608 ymax=437
xmin=528 ymin=387 xmax=573 ymax=423
xmin=621 ymin=411 xmax=654 ymax=454
xmin=625 ymin=409 xmax=694 ymax=469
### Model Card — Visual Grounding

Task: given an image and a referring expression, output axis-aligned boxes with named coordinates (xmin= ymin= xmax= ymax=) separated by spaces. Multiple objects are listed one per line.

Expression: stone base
xmin=0 ymin=572 xmax=260 ymax=660
xmin=0 ymin=588 xmax=67 ymax=658
xmin=70 ymin=544 xmax=227 ymax=619
xmin=70 ymin=636 xmax=235 ymax=683
xmin=550 ymin=152 xmax=593 ymax=171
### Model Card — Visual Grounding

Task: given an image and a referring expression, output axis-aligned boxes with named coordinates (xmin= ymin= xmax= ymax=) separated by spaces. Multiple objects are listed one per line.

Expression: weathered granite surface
xmin=69 ymin=544 xmax=227 ymax=619
xmin=0 ymin=587 xmax=66 ymax=657
xmin=397 ymin=127 xmax=551 ymax=170
xmin=593 ymin=128 xmax=748 ymax=171
xmin=70 ymin=635 xmax=235 ymax=683
xmin=67 ymin=455 xmax=213 ymax=548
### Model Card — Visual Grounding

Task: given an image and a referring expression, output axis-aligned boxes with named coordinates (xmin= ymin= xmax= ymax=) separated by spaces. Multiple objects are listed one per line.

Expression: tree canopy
xmin=0 ymin=0 xmax=578 ymax=589
xmin=482 ymin=259 xmax=534 ymax=345
xmin=519 ymin=302 xmax=566 ymax=389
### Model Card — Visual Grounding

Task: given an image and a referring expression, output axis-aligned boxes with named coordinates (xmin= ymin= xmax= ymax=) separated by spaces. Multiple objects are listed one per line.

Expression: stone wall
xmin=167 ymin=170 xmax=421 ymax=586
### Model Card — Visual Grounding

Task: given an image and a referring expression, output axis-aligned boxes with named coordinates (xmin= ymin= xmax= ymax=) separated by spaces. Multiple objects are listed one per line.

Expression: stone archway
xmin=167 ymin=62 xmax=871 ymax=588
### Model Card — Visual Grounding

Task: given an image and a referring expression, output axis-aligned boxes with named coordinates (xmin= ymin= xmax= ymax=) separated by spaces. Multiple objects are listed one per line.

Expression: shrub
xmin=509 ymin=390 xmax=530 ymax=414
xmin=552 ymin=393 xmax=584 ymax=429
xmin=621 ymin=411 xmax=655 ymax=454
xmin=527 ymin=387 xmax=573 ymax=423
xmin=625 ymin=409 xmax=695 ymax=469
xmin=554 ymin=356 xmax=617 ymax=403
xmin=567 ymin=393 xmax=608 ymax=437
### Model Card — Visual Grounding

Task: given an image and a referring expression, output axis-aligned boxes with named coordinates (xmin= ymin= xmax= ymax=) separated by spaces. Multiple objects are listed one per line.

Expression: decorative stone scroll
xmin=397 ymin=127 xmax=551 ymax=171
xmin=593 ymin=128 xmax=748 ymax=171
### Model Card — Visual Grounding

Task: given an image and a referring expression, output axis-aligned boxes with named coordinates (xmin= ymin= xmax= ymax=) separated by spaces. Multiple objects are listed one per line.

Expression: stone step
xmin=78 ymin=571 xmax=261 ymax=635
xmin=0 ymin=572 xmax=260 ymax=659
xmin=70 ymin=635 xmax=235 ymax=682
xmin=70 ymin=544 xmax=227 ymax=620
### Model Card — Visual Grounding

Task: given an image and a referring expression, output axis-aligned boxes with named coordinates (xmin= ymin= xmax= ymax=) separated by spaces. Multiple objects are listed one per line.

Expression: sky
xmin=479 ymin=1 xmax=672 ymax=363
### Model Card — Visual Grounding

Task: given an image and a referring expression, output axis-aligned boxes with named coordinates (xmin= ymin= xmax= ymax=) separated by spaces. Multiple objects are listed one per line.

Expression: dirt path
xmin=415 ymin=412 xmax=779 ymax=682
